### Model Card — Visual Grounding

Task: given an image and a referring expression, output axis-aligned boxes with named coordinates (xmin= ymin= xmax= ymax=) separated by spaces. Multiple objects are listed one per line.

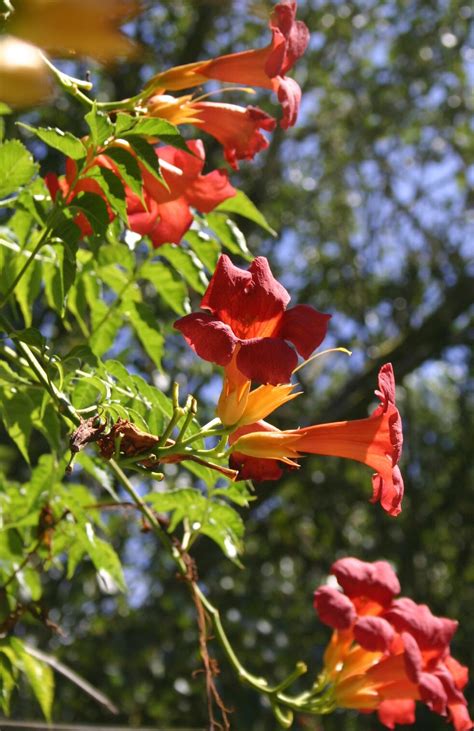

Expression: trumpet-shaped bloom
xmin=147 ymin=96 xmax=277 ymax=170
xmin=46 ymin=139 xmax=235 ymax=245
xmin=312 ymin=558 xmax=472 ymax=730
xmin=46 ymin=157 xmax=115 ymax=237
xmin=229 ymin=363 xmax=404 ymax=516
xmin=125 ymin=139 xmax=236 ymax=247
xmin=145 ymin=0 xmax=309 ymax=129
xmin=175 ymin=254 xmax=330 ymax=385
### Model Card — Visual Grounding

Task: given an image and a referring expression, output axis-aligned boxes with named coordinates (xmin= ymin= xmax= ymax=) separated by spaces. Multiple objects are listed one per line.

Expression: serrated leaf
xmin=85 ymin=106 xmax=114 ymax=147
xmin=18 ymin=123 xmax=86 ymax=160
xmin=122 ymin=117 xmax=188 ymax=150
xmin=12 ymin=639 xmax=54 ymax=721
xmin=0 ymin=389 xmax=33 ymax=462
xmin=91 ymin=166 xmax=128 ymax=222
xmin=216 ymin=189 xmax=277 ymax=235
xmin=89 ymin=301 xmax=123 ymax=356
xmin=0 ymin=139 xmax=38 ymax=197
xmin=76 ymin=524 xmax=126 ymax=592
xmin=141 ymin=261 xmax=190 ymax=315
xmin=200 ymin=502 xmax=244 ymax=562
xmin=127 ymin=301 xmax=164 ymax=369
xmin=71 ymin=191 xmax=110 ymax=236
xmin=102 ymin=146 xmax=143 ymax=199
xmin=13 ymin=258 xmax=42 ymax=327
xmin=0 ymin=653 xmax=16 ymax=714
xmin=213 ymin=482 xmax=254 ymax=507
xmin=205 ymin=213 xmax=252 ymax=260
xmin=159 ymin=244 xmax=208 ymax=293
xmin=185 ymin=230 xmax=220 ymax=272
xmin=114 ymin=112 xmax=136 ymax=136
xmin=125 ymin=136 xmax=164 ymax=183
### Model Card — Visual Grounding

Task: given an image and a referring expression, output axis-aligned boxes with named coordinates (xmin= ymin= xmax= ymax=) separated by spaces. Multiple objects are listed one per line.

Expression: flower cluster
xmin=313 ymin=558 xmax=472 ymax=730
xmin=143 ymin=0 xmax=309 ymax=167
xmin=175 ymin=254 xmax=404 ymax=516
xmin=46 ymin=140 xmax=236 ymax=246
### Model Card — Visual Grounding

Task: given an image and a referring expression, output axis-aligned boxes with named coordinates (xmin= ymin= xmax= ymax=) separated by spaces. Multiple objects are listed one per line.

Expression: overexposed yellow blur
xmin=8 ymin=0 xmax=141 ymax=63
xmin=0 ymin=36 xmax=54 ymax=108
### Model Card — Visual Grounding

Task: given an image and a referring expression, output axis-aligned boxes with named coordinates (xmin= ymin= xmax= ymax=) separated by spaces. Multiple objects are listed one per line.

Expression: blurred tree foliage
xmin=2 ymin=0 xmax=473 ymax=728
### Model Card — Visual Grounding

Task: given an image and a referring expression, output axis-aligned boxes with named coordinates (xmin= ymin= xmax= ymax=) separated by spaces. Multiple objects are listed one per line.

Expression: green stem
xmin=1 ymin=332 xmax=333 ymax=723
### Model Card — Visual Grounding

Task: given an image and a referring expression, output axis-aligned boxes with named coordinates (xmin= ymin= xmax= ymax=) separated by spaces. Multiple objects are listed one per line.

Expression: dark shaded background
xmin=2 ymin=0 xmax=473 ymax=728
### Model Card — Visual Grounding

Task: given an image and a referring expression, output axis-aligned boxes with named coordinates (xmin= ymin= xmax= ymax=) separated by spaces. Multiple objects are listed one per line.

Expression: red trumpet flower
xmin=126 ymin=139 xmax=236 ymax=247
xmin=229 ymin=363 xmax=404 ymax=517
xmin=145 ymin=0 xmax=309 ymax=129
xmin=174 ymin=254 xmax=330 ymax=386
xmin=46 ymin=139 xmax=235 ymax=246
xmin=312 ymin=557 xmax=473 ymax=730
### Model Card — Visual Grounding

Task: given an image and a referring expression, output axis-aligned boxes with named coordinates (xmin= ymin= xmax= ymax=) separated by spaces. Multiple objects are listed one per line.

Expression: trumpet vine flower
xmin=312 ymin=558 xmax=472 ymax=730
xmin=174 ymin=254 xmax=330 ymax=386
xmin=46 ymin=139 xmax=235 ymax=245
xmin=229 ymin=363 xmax=404 ymax=516
xmin=146 ymin=96 xmax=277 ymax=170
xmin=144 ymin=0 xmax=309 ymax=129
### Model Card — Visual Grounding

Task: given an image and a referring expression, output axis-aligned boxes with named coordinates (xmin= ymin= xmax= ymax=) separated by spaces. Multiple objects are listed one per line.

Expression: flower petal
xmin=313 ymin=586 xmax=357 ymax=630
xmin=185 ymin=168 xmax=236 ymax=213
xmin=278 ymin=304 xmax=331 ymax=358
xmin=353 ymin=616 xmax=395 ymax=652
xmin=174 ymin=313 xmax=237 ymax=366
xmin=194 ymin=102 xmax=276 ymax=170
xmin=384 ymin=597 xmax=458 ymax=652
xmin=237 ymin=337 xmax=298 ymax=385
xmin=276 ymin=74 xmax=302 ymax=128
xmin=331 ymin=557 xmax=400 ymax=607
xmin=377 ymin=700 xmax=416 ymax=729
xmin=201 ymin=255 xmax=290 ymax=340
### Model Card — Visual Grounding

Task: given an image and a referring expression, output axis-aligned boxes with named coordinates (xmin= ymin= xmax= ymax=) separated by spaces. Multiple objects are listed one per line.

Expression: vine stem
xmin=1 ymin=329 xmax=333 ymax=723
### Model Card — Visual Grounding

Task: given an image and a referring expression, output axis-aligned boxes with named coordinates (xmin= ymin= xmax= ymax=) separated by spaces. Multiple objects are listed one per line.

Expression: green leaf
xmin=85 ymin=106 xmax=114 ymax=147
xmin=114 ymin=112 xmax=137 ymax=136
xmin=125 ymin=136 xmax=164 ymax=183
xmin=76 ymin=523 xmax=126 ymax=592
xmin=102 ymin=146 xmax=143 ymax=199
xmin=91 ymin=166 xmax=128 ymax=222
xmin=121 ymin=117 xmax=189 ymax=150
xmin=141 ymin=261 xmax=190 ymax=315
xmin=212 ymin=482 xmax=254 ymax=507
xmin=13 ymin=259 xmax=42 ymax=327
xmin=127 ymin=301 xmax=164 ymax=369
xmin=216 ymin=189 xmax=277 ymax=235
xmin=0 ymin=139 xmax=38 ymax=197
xmin=159 ymin=244 xmax=208 ymax=293
xmin=89 ymin=300 xmax=123 ymax=356
xmin=71 ymin=191 xmax=110 ymax=236
xmin=200 ymin=502 xmax=244 ymax=563
xmin=50 ymin=210 xmax=81 ymax=246
xmin=12 ymin=639 xmax=54 ymax=721
xmin=12 ymin=326 xmax=46 ymax=349
xmin=18 ymin=123 xmax=86 ymax=160
xmin=185 ymin=230 xmax=220 ymax=272
xmin=0 ymin=653 xmax=16 ymax=714
xmin=43 ymin=259 xmax=64 ymax=315
xmin=0 ymin=389 xmax=33 ymax=462
xmin=205 ymin=213 xmax=252 ymax=260
xmin=17 ymin=566 xmax=42 ymax=601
